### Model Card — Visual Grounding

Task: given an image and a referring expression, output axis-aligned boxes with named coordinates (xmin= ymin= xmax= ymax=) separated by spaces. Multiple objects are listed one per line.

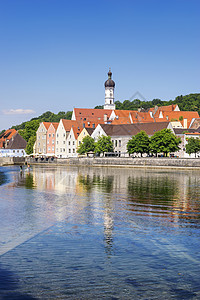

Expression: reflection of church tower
xmin=104 ymin=69 xmax=116 ymax=110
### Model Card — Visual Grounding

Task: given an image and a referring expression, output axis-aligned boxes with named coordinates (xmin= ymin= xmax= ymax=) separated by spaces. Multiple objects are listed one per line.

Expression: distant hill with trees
xmin=95 ymin=93 xmax=200 ymax=113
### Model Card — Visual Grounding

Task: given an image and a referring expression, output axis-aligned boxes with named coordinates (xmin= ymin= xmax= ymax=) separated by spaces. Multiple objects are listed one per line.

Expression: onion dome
xmin=104 ymin=68 xmax=115 ymax=88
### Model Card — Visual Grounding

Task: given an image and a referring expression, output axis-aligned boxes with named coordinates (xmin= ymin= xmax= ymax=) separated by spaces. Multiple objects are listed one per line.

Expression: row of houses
xmin=33 ymin=104 xmax=200 ymax=158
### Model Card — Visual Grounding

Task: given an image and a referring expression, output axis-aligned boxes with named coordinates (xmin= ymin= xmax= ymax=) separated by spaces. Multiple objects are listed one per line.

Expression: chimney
xmin=104 ymin=114 xmax=108 ymax=123
xmin=183 ymin=119 xmax=187 ymax=129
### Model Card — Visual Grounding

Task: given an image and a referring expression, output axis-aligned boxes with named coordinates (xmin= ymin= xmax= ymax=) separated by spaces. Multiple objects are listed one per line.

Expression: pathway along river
xmin=0 ymin=165 xmax=200 ymax=299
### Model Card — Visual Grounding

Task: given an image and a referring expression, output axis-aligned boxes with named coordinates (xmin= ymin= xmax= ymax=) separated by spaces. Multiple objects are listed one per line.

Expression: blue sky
xmin=0 ymin=0 xmax=199 ymax=130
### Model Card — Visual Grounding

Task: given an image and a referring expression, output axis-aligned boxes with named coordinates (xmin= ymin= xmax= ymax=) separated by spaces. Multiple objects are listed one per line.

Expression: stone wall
xmin=0 ymin=157 xmax=25 ymax=166
xmin=27 ymin=157 xmax=200 ymax=169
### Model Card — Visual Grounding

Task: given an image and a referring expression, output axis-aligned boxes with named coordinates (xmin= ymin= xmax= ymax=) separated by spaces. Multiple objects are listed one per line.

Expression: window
xmin=52 ymin=146 xmax=54 ymax=151
xmin=73 ymin=149 xmax=75 ymax=153
xmin=63 ymin=148 xmax=65 ymax=152
xmin=69 ymin=149 xmax=71 ymax=153
xmin=63 ymin=133 xmax=65 ymax=137
xmin=60 ymin=148 xmax=62 ymax=152
xmin=49 ymin=134 xmax=51 ymax=137
xmin=57 ymin=134 xmax=59 ymax=138
xmin=13 ymin=150 xmax=15 ymax=153
xmin=92 ymin=124 xmax=95 ymax=129
xmin=48 ymin=147 xmax=50 ymax=151
xmin=63 ymin=141 xmax=65 ymax=144
xmin=69 ymin=141 xmax=70 ymax=145
xmin=73 ymin=141 xmax=75 ymax=145
xmin=70 ymin=135 xmax=71 ymax=138
xmin=119 ymin=140 xmax=121 ymax=147
xmin=52 ymin=133 xmax=54 ymax=137
xmin=115 ymin=140 xmax=117 ymax=147
xmin=57 ymin=141 xmax=59 ymax=144
xmin=52 ymin=140 xmax=54 ymax=144
xmin=47 ymin=140 xmax=49 ymax=144
xmin=79 ymin=141 xmax=81 ymax=145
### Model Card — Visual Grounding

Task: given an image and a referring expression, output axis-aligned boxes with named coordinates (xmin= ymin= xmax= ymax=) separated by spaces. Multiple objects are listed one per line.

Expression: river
xmin=0 ymin=165 xmax=200 ymax=299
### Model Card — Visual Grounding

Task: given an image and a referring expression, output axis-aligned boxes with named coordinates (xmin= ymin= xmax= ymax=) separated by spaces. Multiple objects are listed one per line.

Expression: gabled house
xmin=77 ymin=127 xmax=95 ymax=148
xmin=46 ymin=122 xmax=59 ymax=155
xmin=0 ymin=130 xmax=27 ymax=157
xmin=34 ymin=122 xmax=51 ymax=154
xmin=91 ymin=122 xmax=173 ymax=156
xmin=66 ymin=126 xmax=82 ymax=157
xmin=55 ymin=119 xmax=83 ymax=158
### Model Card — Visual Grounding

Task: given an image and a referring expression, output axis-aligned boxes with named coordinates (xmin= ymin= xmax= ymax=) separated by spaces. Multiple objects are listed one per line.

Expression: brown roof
xmin=6 ymin=133 xmax=27 ymax=149
xmin=100 ymin=122 xmax=171 ymax=137
xmin=85 ymin=128 xmax=95 ymax=135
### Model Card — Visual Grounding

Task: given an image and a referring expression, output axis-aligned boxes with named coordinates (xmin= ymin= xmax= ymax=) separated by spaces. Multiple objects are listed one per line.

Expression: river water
xmin=0 ymin=165 xmax=200 ymax=299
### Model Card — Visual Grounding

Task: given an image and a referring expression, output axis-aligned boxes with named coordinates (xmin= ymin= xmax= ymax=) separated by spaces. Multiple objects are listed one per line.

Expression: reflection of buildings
xmin=28 ymin=165 xmax=200 ymax=229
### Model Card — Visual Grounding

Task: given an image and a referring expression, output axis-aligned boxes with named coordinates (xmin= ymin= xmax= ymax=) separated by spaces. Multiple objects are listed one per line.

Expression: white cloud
xmin=2 ymin=109 xmax=35 ymax=115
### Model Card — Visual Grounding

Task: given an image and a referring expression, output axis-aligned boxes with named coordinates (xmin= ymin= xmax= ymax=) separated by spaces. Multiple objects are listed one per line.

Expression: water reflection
xmin=0 ymin=166 xmax=200 ymax=299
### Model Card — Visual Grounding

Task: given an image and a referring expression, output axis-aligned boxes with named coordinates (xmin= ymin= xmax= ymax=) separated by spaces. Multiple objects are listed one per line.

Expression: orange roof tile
xmin=73 ymin=108 xmax=113 ymax=122
xmin=160 ymin=111 xmax=199 ymax=128
xmin=0 ymin=129 xmax=17 ymax=148
xmin=51 ymin=122 xmax=59 ymax=130
xmin=42 ymin=122 xmax=52 ymax=130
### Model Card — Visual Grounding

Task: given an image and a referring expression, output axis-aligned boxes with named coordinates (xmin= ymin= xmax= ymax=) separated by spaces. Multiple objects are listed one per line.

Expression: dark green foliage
xmin=18 ymin=120 xmax=40 ymax=142
xmin=150 ymin=129 xmax=181 ymax=157
xmin=186 ymin=137 xmax=200 ymax=157
xmin=12 ymin=110 xmax=72 ymax=145
xmin=25 ymin=135 xmax=36 ymax=155
xmin=0 ymin=129 xmax=5 ymax=136
xmin=12 ymin=110 xmax=72 ymax=131
xmin=77 ymin=136 xmax=95 ymax=154
xmin=95 ymin=93 xmax=200 ymax=113
xmin=95 ymin=136 xmax=114 ymax=154
xmin=127 ymin=131 xmax=150 ymax=157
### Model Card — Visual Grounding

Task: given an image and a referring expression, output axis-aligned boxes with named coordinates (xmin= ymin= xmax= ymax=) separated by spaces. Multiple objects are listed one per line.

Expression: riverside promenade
xmin=1 ymin=156 xmax=200 ymax=169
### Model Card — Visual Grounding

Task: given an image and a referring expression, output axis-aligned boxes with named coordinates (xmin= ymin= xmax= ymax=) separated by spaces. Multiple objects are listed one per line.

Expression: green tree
xmin=18 ymin=120 xmax=40 ymax=142
xmin=25 ymin=135 xmax=36 ymax=155
xmin=186 ymin=137 xmax=200 ymax=158
xmin=77 ymin=136 xmax=95 ymax=154
xmin=127 ymin=130 xmax=150 ymax=157
xmin=150 ymin=129 xmax=181 ymax=157
xmin=95 ymin=135 xmax=114 ymax=154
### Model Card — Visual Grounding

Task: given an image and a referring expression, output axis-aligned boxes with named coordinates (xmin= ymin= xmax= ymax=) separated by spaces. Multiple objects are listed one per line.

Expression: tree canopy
xmin=186 ymin=137 xmax=200 ymax=157
xmin=95 ymin=93 xmax=200 ymax=114
xmin=95 ymin=136 xmax=114 ymax=154
xmin=25 ymin=135 xmax=36 ymax=155
xmin=127 ymin=131 xmax=150 ymax=157
xmin=77 ymin=136 xmax=95 ymax=154
xmin=150 ymin=129 xmax=181 ymax=157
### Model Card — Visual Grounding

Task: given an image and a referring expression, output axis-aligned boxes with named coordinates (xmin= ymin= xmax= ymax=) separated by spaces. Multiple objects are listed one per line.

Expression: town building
xmin=46 ymin=122 xmax=59 ymax=155
xmin=34 ymin=122 xmax=51 ymax=154
xmin=91 ymin=122 xmax=173 ymax=156
xmin=0 ymin=129 xmax=27 ymax=157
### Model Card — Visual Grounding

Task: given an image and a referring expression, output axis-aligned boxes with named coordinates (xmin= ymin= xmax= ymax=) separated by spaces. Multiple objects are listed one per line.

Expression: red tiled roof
xmin=0 ymin=129 xmax=17 ymax=148
xmin=51 ymin=122 xmax=59 ymax=130
xmin=160 ymin=111 xmax=199 ymax=128
xmin=73 ymin=108 xmax=113 ymax=122
xmin=42 ymin=122 xmax=52 ymax=130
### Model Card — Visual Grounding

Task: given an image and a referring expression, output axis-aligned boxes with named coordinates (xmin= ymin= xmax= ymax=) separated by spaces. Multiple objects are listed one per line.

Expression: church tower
xmin=104 ymin=69 xmax=116 ymax=110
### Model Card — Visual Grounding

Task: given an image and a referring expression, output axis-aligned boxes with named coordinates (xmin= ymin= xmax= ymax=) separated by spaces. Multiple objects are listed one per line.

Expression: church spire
xmin=104 ymin=69 xmax=116 ymax=110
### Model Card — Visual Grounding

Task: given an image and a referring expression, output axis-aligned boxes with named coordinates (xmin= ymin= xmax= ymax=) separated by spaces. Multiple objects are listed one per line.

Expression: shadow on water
xmin=0 ymin=264 xmax=37 ymax=300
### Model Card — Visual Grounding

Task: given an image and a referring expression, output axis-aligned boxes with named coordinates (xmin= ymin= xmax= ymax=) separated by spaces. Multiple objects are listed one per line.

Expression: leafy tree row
xmin=127 ymin=129 xmax=181 ymax=157
xmin=95 ymin=93 xmax=200 ymax=114
xmin=77 ymin=135 xmax=113 ymax=155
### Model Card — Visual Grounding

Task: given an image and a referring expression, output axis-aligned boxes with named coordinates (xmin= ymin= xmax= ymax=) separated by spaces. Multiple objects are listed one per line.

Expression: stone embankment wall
xmin=27 ymin=157 xmax=200 ymax=169
xmin=0 ymin=157 xmax=25 ymax=166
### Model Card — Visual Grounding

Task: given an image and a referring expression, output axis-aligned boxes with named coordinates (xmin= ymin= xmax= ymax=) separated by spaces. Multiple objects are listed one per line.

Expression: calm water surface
xmin=0 ymin=165 xmax=200 ymax=299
